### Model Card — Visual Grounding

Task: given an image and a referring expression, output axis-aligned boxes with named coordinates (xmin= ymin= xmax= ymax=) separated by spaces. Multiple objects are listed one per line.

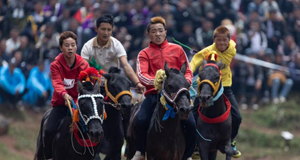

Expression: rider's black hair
xmin=95 ymin=14 xmax=114 ymax=28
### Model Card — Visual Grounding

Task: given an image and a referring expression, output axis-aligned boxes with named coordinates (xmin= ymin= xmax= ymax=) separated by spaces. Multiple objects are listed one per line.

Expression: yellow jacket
xmin=190 ymin=40 xmax=236 ymax=87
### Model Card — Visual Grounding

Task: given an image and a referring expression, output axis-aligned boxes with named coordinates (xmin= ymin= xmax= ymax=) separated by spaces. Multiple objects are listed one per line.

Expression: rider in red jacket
xmin=44 ymin=31 xmax=89 ymax=160
xmin=132 ymin=16 xmax=196 ymax=160
xmin=137 ymin=39 xmax=193 ymax=96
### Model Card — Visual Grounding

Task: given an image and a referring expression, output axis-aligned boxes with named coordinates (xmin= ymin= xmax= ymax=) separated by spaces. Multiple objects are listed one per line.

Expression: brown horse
xmin=126 ymin=62 xmax=191 ymax=160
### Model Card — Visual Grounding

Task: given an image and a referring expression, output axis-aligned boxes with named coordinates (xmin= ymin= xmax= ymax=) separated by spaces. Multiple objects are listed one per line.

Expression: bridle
xmin=77 ymin=93 xmax=105 ymax=125
xmin=103 ymin=79 xmax=132 ymax=110
xmin=197 ymin=63 xmax=222 ymax=97
xmin=161 ymin=79 xmax=190 ymax=112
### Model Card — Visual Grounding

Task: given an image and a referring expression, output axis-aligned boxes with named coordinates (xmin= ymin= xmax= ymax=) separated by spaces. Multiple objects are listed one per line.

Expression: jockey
xmin=190 ymin=26 xmax=242 ymax=158
xmin=80 ymin=14 xmax=145 ymax=94
xmin=132 ymin=16 xmax=196 ymax=160
xmin=43 ymin=31 xmax=89 ymax=160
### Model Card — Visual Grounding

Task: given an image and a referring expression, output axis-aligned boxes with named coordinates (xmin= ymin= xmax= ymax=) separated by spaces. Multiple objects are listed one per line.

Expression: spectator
xmin=195 ymin=20 xmax=214 ymax=49
xmin=43 ymin=0 xmax=63 ymax=23
xmin=245 ymin=20 xmax=268 ymax=57
xmin=188 ymin=0 xmax=215 ymax=27
xmin=73 ymin=0 xmax=93 ymax=24
xmin=277 ymin=34 xmax=300 ymax=62
xmin=18 ymin=36 xmax=38 ymax=70
xmin=289 ymin=53 xmax=300 ymax=90
xmin=0 ymin=0 xmax=10 ymax=38
xmin=0 ymin=58 xmax=26 ymax=108
xmin=262 ymin=0 xmax=284 ymax=21
xmin=22 ymin=1 xmax=47 ymax=44
xmin=239 ymin=48 xmax=264 ymax=110
xmin=264 ymin=8 xmax=285 ymax=52
xmin=22 ymin=60 xmax=52 ymax=110
xmin=113 ymin=1 xmax=131 ymax=28
xmin=0 ymin=39 xmax=8 ymax=64
xmin=6 ymin=27 xmax=21 ymax=57
xmin=268 ymin=53 xmax=293 ymax=104
xmin=247 ymin=0 xmax=265 ymax=18
xmin=35 ymin=22 xmax=60 ymax=60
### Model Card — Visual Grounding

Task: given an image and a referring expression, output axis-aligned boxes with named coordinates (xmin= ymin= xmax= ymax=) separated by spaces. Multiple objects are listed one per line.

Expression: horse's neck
xmin=103 ymin=104 xmax=121 ymax=134
xmin=156 ymin=103 xmax=181 ymax=131
xmin=201 ymin=95 xmax=227 ymax=118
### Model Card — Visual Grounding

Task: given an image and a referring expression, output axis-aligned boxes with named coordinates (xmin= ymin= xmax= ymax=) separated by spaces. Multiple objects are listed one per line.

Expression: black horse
xmin=97 ymin=67 xmax=133 ymax=160
xmin=196 ymin=60 xmax=234 ymax=160
xmin=35 ymin=81 xmax=105 ymax=160
xmin=127 ymin=62 xmax=191 ymax=160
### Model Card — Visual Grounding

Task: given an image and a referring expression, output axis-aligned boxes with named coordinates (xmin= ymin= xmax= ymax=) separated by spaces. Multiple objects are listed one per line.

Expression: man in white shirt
xmin=81 ymin=14 xmax=144 ymax=93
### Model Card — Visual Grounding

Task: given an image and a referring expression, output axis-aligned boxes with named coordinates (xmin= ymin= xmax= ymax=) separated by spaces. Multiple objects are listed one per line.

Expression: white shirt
xmin=81 ymin=36 xmax=127 ymax=73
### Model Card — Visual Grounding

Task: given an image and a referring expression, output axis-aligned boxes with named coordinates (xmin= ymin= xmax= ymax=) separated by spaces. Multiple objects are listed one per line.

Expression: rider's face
xmin=213 ymin=33 xmax=230 ymax=52
xmin=147 ymin=23 xmax=167 ymax=45
xmin=95 ymin=22 xmax=113 ymax=44
xmin=60 ymin=37 xmax=77 ymax=59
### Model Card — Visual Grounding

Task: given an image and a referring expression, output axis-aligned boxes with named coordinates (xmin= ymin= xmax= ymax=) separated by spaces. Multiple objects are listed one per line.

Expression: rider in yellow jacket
xmin=190 ymin=26 xmax=242 ymax=158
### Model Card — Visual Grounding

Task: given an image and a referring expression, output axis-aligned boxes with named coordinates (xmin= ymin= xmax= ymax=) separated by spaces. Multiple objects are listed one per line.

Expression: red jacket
xmin=50 ymin=53 xmax=89 ymax=107
xmin=137 ymin=39 xmax=193 ymax=96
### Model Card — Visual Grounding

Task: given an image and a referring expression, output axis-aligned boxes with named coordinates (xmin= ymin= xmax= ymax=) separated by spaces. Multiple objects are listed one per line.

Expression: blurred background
xmin=0 ymin=0 xmax=300 ymax=159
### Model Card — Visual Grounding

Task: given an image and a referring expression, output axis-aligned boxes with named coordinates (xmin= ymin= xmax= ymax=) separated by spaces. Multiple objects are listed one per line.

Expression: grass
xmin=1 ymin=96 xmax=300 ymax=160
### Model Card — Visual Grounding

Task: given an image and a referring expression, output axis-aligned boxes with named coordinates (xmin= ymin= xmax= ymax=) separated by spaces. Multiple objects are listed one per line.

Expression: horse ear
xmin=77 ymin=80 xmax=83 ymax=94
xmin=180 ymin=61 xmax=187 ymax=74
xmin=202 ymin=59 xmax=207 ymax=66
xmin=164 ymin=61 xmax=170 ymax=77
xmin=94 ymin=81 xmax=101 ymax=93
xmin=102 ymin=73 xmax=111 ymax=80
xmin=216 ymin=60 xmax=223 ymax=69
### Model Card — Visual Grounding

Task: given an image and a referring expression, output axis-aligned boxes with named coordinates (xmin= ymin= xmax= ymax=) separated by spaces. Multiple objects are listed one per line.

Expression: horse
xmin=126 ymin=62 xmax=192 ymax=160
xmin=196 ymin=59 xmax=234 ymax=160
xmin=97 ymin=67 xmax=133 ymax=160
xmin=34 ymin=81 xmax=105 ymax=160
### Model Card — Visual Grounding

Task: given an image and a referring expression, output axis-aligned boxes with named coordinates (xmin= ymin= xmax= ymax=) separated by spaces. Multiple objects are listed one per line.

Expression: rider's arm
xmin=136 ymin=50 xmax=155 ymax=86
xmin=119 ymin=55 xmax=140 ymax=85
xmin=80 ymin=42 xmax=91 ymax=62
xmin=190 ymin=49 xmax=206 ymax=73
xmin=179 ymin=48 xmax=193 ymax=84
xmin=50 ymin=64 xmax=67 ymax=98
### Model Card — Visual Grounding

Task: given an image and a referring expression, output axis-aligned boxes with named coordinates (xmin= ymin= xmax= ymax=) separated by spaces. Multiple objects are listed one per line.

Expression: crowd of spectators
xmin=0 ymin=0 xmax=300 ymax=111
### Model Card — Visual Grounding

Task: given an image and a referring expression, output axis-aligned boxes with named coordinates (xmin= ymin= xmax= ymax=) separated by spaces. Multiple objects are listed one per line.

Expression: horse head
xmin=197 ymin=59 xmax=223 ymax=108
xmin=163 ymin=62 xmax=191 ymax=120
xmin=77 ymin=80 xmax=105 ymax=143
xmin=102 ymin=67 xmax=133 ymax=117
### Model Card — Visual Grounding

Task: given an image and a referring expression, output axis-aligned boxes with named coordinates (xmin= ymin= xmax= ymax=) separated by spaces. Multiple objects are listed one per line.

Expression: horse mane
xmin=108 ymin=67 xmax=121 ymax=73
xmin=207 ymin=60 xmax=217 ymax=64
xmin=82 ymin=81 xmax=94 ymax=91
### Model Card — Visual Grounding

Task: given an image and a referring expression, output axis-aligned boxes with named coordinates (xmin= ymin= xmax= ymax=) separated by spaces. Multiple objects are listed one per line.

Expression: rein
xmin=103 ymin=79 xmax=132 ymax=110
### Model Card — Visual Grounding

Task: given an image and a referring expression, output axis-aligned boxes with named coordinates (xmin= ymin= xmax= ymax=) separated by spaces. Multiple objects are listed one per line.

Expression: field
xmin=0 ymin=96 xmax=300 ymax=160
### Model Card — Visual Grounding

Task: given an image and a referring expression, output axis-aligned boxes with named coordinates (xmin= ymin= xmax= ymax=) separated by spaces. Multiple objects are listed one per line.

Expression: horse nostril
xmin=201 ymin=95 xmax=211 ymax=102
xmin=89 ymin=130 xmax=100 ymax=138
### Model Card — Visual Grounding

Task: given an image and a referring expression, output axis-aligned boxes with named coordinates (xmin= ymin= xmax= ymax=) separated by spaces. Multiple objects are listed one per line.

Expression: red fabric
xmin=73 ymin=9 xmax=92 ymax=24
xmin=73 ymin=128 xmax=98 ymax=147
xmin=198 ymin=94 xmax=231 ymax=123
xmin=50 ymin=53 xmax=89 ymax=107
xmin=78 ymin=67 xmax=101 ymax=85
xmin=136 ymin=39 xmax=193 ymax=96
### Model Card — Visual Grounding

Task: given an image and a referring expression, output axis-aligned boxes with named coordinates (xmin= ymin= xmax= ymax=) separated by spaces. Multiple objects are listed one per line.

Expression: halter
xmin=197 ymin=63 xmax=222 ymax=97
xmin=104 ymin=79 xmax=132 ymax=109
xmin=161 ymin=79 xmax=190 ymax=114
xmin=77 ymin=93 xmax=105 ymax=125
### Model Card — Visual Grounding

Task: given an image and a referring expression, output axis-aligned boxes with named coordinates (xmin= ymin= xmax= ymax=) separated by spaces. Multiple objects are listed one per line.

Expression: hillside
xmin=0 ymin=97 xmax=300 ymax=160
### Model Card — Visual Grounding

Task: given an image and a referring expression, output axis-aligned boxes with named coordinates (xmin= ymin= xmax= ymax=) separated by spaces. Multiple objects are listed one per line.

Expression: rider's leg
xmin=133 ymin=94 xmax=157 ymax=159
xmin=224 ymin=87 xmax=242 ymax=158
xmin=182 ymin=112 xmax=197 ymax=160
xmin=44 ymin=106 xmax=68 ymax=159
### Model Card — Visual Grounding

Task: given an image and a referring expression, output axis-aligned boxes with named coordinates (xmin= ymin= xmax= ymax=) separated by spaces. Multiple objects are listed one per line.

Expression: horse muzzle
xmin=178 ymin=106 xmax=191 ymax=120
